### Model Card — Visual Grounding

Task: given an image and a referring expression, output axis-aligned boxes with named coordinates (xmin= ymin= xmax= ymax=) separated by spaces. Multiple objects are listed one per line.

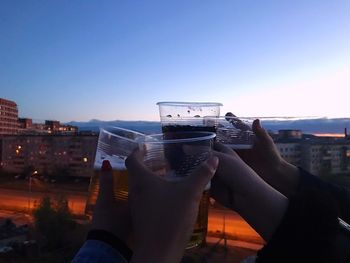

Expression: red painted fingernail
xmin=101 ymin=160 xmax=112 ymax=171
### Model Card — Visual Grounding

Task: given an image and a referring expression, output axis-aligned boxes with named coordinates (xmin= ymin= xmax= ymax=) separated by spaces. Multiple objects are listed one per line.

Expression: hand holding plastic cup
xmin=85 ymin=127 xmax=145 ymax=216
xmin=140 ymin=131 xmax=216 ymax=248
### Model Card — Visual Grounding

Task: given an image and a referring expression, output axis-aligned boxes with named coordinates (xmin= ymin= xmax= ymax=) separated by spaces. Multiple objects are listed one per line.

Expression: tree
xmin=33 ymin=195 xmax=75 ymax=250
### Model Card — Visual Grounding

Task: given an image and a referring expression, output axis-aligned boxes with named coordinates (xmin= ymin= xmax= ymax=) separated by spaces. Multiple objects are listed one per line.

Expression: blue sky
xmin=1 ymin=1 xmax=350 ymax=122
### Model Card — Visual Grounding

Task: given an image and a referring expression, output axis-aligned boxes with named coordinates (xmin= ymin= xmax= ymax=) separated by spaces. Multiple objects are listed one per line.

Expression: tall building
xmin=0 ymin=98 xmax=18 ymax=135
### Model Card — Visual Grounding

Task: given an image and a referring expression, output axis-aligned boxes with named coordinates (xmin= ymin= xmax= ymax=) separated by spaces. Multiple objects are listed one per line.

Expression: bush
xmin=33 ymin=195 xmax=75 ymax=250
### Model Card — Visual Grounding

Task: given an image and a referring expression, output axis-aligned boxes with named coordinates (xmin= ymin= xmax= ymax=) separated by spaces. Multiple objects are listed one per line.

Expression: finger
xmin=97 ymin=160 xmax=115 ymax=203
xmin=214 ymin=141 xmax=236 ymax=155
xmin=187 ymin=156 xmax=219 ymax=194
xmin=125 ymin=148 xmax=154 ymax=188
xmin=252 ymin=119 xmax=274 ymax=147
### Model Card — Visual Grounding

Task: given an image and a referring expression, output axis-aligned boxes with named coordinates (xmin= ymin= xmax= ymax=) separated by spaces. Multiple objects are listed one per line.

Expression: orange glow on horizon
xmin=313 ymin=133 xmax=345 ymax=138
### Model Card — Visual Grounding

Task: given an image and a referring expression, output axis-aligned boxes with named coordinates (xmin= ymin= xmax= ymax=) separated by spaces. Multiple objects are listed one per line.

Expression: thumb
xmin=187 ymin=156 xmax=219 ymax=194
xmin=125 ymin=149 xmax=154 ymax=191
xmin=97 ymin=160 xmax=115 ymax=204
xmin=252 ymin=119 xmax=274 ymax=147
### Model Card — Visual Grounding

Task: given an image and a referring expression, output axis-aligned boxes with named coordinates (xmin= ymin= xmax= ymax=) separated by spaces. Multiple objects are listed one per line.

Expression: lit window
xmin=347 ymin=150 xmax=350 ymax=158
xmin=83 ymin=157 xmax=88 ymax=162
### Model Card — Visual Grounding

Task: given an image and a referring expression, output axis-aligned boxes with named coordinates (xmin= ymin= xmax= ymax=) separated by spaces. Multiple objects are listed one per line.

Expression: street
xmin=208 ymin=208 xmax=263 ymax=244
xmin=0 ymin=188 xmax=87 ymax=215
xmin=0 ymin=187 xmax=263 ymax=246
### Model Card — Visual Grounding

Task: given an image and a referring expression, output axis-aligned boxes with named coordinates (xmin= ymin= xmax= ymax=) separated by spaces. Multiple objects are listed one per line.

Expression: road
xmin=0 ymin=188 xmax=263 ymax=245
xmin=208 ymin=208 xmax=263 ymax=244
xmin=0 ymin=188 xmax=87 ymax=215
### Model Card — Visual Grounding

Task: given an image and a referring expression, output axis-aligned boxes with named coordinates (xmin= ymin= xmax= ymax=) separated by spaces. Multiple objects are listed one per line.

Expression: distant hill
xmin=260 ymin=118 xmax=350 ymax=134
xmin=67 ymin=118 xmax=350 ymax=135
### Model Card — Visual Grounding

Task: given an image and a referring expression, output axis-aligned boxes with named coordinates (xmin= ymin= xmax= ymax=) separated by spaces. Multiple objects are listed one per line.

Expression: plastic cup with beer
xmin=157 ymin=101 xmax=223 ymax=133
xmin=141 ymin=131 xmax=216 ymax=249
xmin=85 ymin=127 xmax=145 ymax=216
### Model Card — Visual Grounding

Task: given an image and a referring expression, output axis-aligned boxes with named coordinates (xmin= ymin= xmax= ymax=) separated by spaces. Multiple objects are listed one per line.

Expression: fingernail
xmin=101 ymin=160 xmax=112 ymax=171
xmin=207 ymin=156 xmax=219 ymax=172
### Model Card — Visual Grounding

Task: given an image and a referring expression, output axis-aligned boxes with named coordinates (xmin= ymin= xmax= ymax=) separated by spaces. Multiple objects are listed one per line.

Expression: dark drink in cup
xmin=157 ymin=102 xmax=222 ymax=248
xmin=142 ymin=131 xmax=216 ymax=249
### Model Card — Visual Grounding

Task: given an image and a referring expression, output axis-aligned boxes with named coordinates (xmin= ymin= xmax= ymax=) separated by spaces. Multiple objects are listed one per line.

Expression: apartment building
xmin=0 ymin=134 xmax=98 ymax=178
xmin=0 ymin=98 xmax=18 ymax=135
xmin=18 ymin=118 xmax=78 ymax=135
xmin=275 ymin=130 xmax=350 ymax=176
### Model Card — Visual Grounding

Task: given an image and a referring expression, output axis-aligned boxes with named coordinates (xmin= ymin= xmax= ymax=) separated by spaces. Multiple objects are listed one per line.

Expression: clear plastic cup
xmin=204 ymin=116 xmax=255 ymax=149
xmin=141 ymin=131 xmax=216 ymax=249
xmin=85 ymin=127 xmax=145 ymax=216
xmin=157 ymin=102 xmax=222 ymax=131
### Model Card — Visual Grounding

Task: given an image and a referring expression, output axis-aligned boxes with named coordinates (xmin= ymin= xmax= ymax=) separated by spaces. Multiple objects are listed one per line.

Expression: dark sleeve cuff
xmin=87 ymin=229 xmax=133 ymax=262
xmin=298 ymin=167 xmax=350 ymax=222
xmin=257 ymin=186 xmax=339 ymax=263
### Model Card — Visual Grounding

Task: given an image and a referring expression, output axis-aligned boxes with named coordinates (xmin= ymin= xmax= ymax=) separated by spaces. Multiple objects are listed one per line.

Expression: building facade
xmin=276 ymin=142 xmax=302 ymax=167
xmin=0 ymin=98 xmax=18 ymax=135
xmin=300 ymin=140 xmax=350 ymax=176
xmin=18 ymin=119 xmax=78 ymax=135
xmin=275 ymin=130 xmax=350 ymax=176
xmin=0 ymin=134 xmax=98 ymax=178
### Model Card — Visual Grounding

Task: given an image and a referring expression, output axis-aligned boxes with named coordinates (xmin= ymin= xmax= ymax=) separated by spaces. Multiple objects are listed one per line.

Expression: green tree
xmin=33 ymin=195 xmax=75 ymax=250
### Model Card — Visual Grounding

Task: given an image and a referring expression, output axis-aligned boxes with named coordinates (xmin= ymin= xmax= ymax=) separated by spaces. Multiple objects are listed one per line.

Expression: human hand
xmin=126 ymin=150 xmax=219 ymax=263
xmin=240 ymin=119 xmax=300 ymax=197
xmin=91 ymin=160 xmax=131 ymax=243
xmin=211 ymin=142 xmax=289 ymax=241
xmin=211 ymin=142 xmax=268 ymax=211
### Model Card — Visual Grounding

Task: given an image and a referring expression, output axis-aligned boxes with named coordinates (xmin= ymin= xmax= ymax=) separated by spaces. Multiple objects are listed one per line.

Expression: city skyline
xmin=1 ymin=1 xmax=350 ymax=122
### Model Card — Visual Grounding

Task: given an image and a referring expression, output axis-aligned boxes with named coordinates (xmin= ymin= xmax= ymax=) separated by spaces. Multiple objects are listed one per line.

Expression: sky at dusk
xmin=1 ymin=1 xmax=350 ymax=122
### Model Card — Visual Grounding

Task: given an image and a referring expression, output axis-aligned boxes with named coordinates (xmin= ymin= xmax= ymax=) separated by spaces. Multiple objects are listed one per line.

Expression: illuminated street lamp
xmin=28 ymin=170 xmax=38 ymax=212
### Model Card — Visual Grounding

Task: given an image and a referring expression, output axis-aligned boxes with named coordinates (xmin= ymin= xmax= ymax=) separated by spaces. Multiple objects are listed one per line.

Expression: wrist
xmin=277 ymin=161 xmax=300 ymax=197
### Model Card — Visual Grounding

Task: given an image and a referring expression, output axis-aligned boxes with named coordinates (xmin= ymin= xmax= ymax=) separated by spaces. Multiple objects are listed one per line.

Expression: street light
xmin=28 ymin=170 xmax=38 ymax=212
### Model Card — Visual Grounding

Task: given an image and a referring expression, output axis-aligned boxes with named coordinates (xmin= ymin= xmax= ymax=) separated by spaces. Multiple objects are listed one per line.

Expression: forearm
xmin=234 ymin=172 xmax=289 ymax=241
xmin=260 ymin=161 xmax=300 ymax=199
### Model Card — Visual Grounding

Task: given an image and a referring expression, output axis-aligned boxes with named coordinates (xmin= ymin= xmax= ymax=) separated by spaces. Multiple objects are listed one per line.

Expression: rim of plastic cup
xmin=156 ymin=101 xmax=223 ymax=107
xmin=144 ymin=131 xmax=216 ymax=144
xmin=204 ymin=116 xmax=256 ymax=121
xmin=205 ymin=116 xmax=318 ymax=121
xmin=101 ymin=126 xmax=145 ymax=142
